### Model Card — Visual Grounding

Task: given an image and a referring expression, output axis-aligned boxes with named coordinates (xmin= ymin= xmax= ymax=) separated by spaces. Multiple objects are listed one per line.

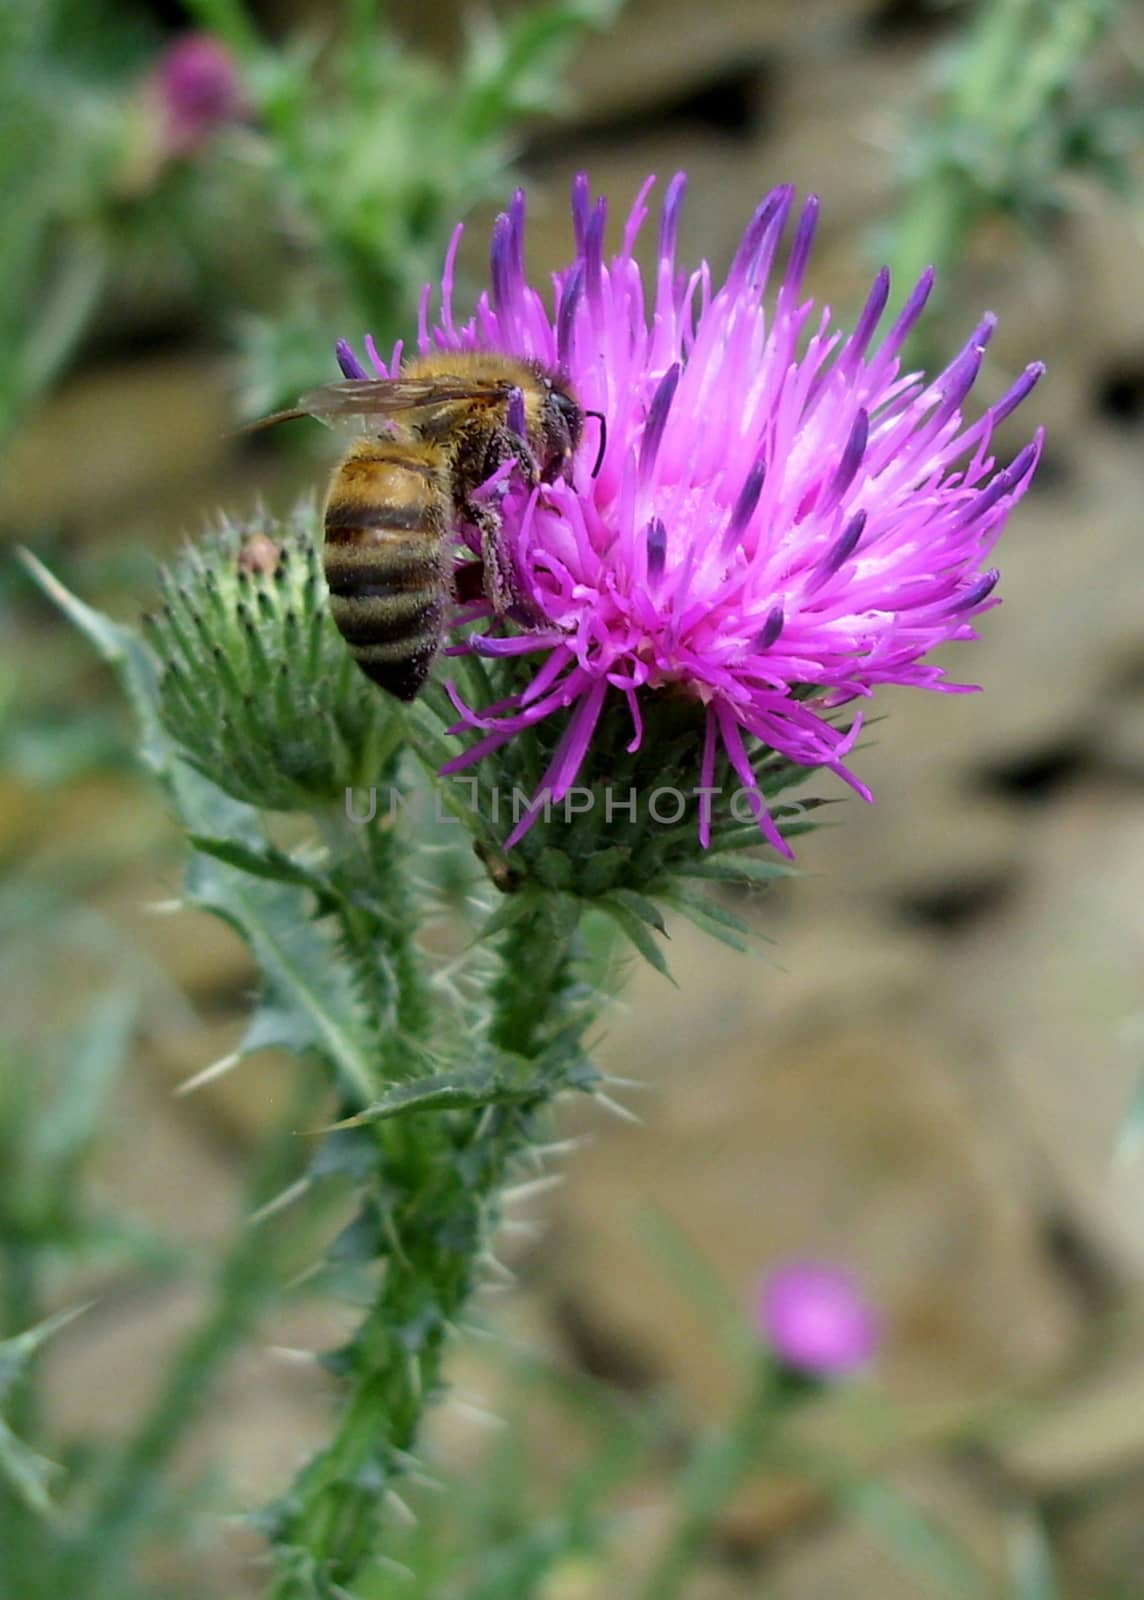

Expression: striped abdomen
xmin=323 ymin=439 xmax=452 ymax=702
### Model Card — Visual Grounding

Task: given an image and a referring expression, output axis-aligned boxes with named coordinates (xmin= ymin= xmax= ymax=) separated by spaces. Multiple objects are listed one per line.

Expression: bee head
xmin=539 ymin=380 xmax=583 ymax=482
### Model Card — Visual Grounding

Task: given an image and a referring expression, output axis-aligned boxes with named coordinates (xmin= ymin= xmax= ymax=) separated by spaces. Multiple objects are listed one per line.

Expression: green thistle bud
xmin=146 ymin=502 xmax=402 ymax=811
xmin=411 ymin=671 xmax=812 ymax=934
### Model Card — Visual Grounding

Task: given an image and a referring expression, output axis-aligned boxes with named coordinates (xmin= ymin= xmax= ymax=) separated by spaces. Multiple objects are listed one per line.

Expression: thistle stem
xmin=489 ymin=894 xmax=580 ymax=1057
xmin=317 ymin=804 xmax=432 ymax=1066
xmin=265 ymin=895 xmax=583 ymax=1598
xmin=641 ymin=1364 xmax=778 ymax=1600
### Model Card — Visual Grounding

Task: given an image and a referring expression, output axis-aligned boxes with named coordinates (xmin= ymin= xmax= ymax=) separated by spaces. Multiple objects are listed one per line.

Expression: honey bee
xmin=253 ymin=352 xmax=602 ymax=702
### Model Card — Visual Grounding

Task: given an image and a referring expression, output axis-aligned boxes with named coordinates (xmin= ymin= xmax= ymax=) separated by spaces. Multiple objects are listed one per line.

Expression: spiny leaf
xmin=24 ymin=555 xmax=378 ymax=1103
xmin=19 ymin=549 xmax=168 ymax=774
xmin=332 ymin=1055 xmax=592 ymax=1128
xmin=0 ymin=1415 xmax=62 ymax=1519
xmin=478 ymin=887 xmax=547 ymax=941
xmin=597 ymin=894 xmax=673 ymax=982
xmin=607 ymin=887 xmax=668 ymax=936
xmin=822 ymin=1471 xmax=990 ymax=1600
xmin=34 ymin=990 xmax=137 ymax=1180
xmin=0 ymin=1304 xmax=91 ymax=1518
xmin=636 ymin=1207 xmax=758 ymax=1373
xmin=188 ymin=833 xmax=346 ymax=916
xmin=0 ymin=1305 xmax=90 ymax=1404
xmin=676 ymin=856 xmax=798 ymax=886
xmin=185 ymin=849 xmax=376 ymax=1102
xmin=658 ymin=886 xmax=750 ymax=953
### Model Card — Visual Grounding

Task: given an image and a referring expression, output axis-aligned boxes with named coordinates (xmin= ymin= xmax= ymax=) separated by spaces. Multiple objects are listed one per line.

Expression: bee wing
xmin=246 ymin=377 xmax=518 ymax=433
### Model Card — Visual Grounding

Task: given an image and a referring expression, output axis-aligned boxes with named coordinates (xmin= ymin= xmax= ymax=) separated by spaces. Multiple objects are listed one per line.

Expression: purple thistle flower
xmin=757 ymin=1261 xmax=879 ymax=1377
xmin=340 ymin=176 xmax=1043 ymax=854
xmin=150 ymin=34 xmax=244 ymax=158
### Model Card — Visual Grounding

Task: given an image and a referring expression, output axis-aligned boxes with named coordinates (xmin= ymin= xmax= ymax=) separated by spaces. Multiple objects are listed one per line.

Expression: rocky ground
xmin=4 ymin=0 xmax=1144 ymax=1594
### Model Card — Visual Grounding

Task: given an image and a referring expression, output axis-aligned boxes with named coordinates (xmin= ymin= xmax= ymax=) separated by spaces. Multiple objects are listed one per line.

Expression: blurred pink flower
xmin=150 ymin=33 xmax=244 ymax=158
xmin=757 ymin=1261 xmax=879 ymax=1377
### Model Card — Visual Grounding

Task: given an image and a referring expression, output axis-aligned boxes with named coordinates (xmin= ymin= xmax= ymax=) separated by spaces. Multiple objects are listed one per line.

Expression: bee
xmin=252 ymin=352 xmax=603 ymax=702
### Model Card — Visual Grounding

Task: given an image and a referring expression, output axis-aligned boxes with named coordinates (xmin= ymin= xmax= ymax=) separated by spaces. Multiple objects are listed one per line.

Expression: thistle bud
xmin=146 ymin=504 xmax=402 ymax=811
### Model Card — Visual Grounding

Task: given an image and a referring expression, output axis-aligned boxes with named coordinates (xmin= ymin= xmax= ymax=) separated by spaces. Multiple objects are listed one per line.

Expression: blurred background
xmin=3 ymin=0 xmax=1144 ymax=1595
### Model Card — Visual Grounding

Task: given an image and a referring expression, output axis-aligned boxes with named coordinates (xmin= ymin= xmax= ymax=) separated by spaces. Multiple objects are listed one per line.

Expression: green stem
xmin=265 ymin=895 xmax=583 ymax=1598
xmin=64 ymin=1091 xmax=312 ymax=1598
xmin=317 ymin=802 xmax=432 ymax=1073
xmin=641 ymin=1364 xmax=779 ymax=1600
xmin=489 ymin=894 xmax=580 ymax=1057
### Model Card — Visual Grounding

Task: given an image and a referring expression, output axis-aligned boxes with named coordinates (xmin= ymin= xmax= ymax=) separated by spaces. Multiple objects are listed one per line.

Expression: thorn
xmin=478 ymin=1249 xmax=515 ymax=1283
xmin=384 ymin=1210 xmax=412 ymax=1271
xmin=594 ymin=1091 xmax=644 ymax=1126
xmin=174 ymin=1051 xmax=241 ymax=1097
xmin=502 ymin=1173 xmax=565 ymax=1204
xmin=457 ymin=1319 xmax=496 ymax=1341
xmin=385 ymin=1487 xmax=418 ymax=1527
xmin=530 ymin=1136 xmax=590 ymax=1163
xmin=145 ymin=898 xmax=186 ymax=915
xmin=265 ymin=1345 xmax=321 ymax=1366
xmin=391 ymin=1448 xmax=442 ymax=1491
xmin=600 ymin=1072 xmax=649 ymax=1092
xmin=450 ymin=1397 xmax=506 ymax=1430
xmin=284 ymin=1260 xmax=325 ymax=1292
xmin=247 ymin=1176 xmax=311 ymax=1226
xmin=371 ymin=1555 xmax=417 ymax=1581
xmin=497 ymin=1218 xmax=543 ymax=1241
xmin=429 ymin=972 xmax=465 ymax=1006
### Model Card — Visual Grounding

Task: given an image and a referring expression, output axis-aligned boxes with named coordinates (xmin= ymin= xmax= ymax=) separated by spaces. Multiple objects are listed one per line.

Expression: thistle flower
xmin=340 ymin=175 xmax=1043 ymax=855
xmin=149 ymin=33 xmax=244 ymax=159
xmin=756 ymin=1261 xmax=879 ymax=1378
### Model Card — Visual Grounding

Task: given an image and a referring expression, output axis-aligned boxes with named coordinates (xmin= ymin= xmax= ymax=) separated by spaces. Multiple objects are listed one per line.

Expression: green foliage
xmin=0 ymin=994 xmax=137 ymax=1260
xmin=219 ymin=0 xmax=622 ymax=415
xmin=0 ymin=0 xmax=128 ymax=443
xmin=23 ymin=546 xmax=384 ymax=1106
xmin=0 ymin=0 xmax=621 ymax=445
xmin=887 ymin=0 xmax=1137 ymax=311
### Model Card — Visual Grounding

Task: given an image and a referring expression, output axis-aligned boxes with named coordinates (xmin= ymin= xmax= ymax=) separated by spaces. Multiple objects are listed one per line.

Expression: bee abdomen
xmin=323 ymin=467 xmax=449 ymax=702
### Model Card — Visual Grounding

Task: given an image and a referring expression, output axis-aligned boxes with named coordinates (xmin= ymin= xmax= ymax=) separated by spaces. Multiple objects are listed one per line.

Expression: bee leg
xmin=467 ymin=499 xmax=516 ymax=617
xmin=484 ymin=425 xmax=539 ymax=492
